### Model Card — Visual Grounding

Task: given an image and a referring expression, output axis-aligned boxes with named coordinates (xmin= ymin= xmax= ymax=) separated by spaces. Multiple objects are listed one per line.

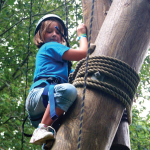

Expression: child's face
xmin=44 ymin=21 xmax=62 ymax=43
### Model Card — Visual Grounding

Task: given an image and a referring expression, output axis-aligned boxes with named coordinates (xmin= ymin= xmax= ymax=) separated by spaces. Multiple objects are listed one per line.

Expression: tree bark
xmin=82 ymin=0 xmax=112 ymax=43
xmin=92 ymin=0 xmax=150 ymax=73
xmin=51 ymin=0 xmax=150 ymax=150
xmin=82 ymin=1 xmax=132 ymax=149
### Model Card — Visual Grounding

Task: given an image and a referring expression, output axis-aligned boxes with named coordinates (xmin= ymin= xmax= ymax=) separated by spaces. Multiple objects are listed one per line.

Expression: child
xmin=26 ymin=14 xmax=88 ymax=146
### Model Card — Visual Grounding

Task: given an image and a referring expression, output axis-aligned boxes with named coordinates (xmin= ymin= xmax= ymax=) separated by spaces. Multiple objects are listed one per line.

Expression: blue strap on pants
xmin=42 ymin=84 xmax=58 ymax=120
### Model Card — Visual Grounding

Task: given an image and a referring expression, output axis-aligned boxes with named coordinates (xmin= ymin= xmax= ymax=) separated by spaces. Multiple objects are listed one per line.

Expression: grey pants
xmin=26 ymin=83 xmax=77 ymax=128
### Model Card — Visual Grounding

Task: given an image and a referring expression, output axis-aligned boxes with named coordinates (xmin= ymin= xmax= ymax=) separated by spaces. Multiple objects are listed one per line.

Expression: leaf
xmin=7 ymin=0 xmax=15 ymax=5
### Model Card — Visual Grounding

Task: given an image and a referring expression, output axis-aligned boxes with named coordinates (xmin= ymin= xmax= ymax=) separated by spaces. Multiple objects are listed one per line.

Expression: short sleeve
xmin=44 ymin=42 xmax=70 ymax=62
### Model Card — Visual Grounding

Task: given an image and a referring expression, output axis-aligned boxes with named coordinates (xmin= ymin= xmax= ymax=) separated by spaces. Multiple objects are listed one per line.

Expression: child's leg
xmin=41 ymin=104 xmax=64 ymax=126
xmin=30 ymin=83 xmax=77 ymax=145
xmin=54 ymin=83 xmax=77 ymax=112
xmin=26 ymin=87 xmax=45 ymax=128
xmin=41 ymin=83 xmax=77 ymax=126
xmin=29 ymin=105 xmax=65 ymax=145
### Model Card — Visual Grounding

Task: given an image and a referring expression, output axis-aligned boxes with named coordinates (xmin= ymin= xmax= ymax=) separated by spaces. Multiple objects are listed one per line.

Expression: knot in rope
xmin=69 ymin=56 xmax=140 ymax=124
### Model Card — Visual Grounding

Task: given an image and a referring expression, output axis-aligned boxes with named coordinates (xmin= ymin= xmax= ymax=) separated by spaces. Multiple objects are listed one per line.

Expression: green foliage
xmin=0 ymin=0 xmax=82 ymax=149
xmin=130 ymin=105 xmax=150 ymax=150
xmin=0 ymin=0 xmax=150 ymax=149
xmin=129 ymin=52 xmax=150 ymax=150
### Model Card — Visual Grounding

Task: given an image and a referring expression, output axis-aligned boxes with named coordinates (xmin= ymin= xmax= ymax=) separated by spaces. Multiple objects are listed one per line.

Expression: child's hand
xmin=77 ymin=24 xmax=87 ymax=37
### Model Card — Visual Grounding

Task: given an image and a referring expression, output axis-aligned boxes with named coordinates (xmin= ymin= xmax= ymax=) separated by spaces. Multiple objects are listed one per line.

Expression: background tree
xmin=0 ymin=0 xmax=149 ymax=149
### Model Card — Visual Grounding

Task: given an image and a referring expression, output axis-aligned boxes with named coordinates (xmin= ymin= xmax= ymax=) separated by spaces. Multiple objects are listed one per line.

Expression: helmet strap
xmin=55 ymin=26 xmax=70 ymax=47
xmin=39 ymin=29 xmax=43 ymax=41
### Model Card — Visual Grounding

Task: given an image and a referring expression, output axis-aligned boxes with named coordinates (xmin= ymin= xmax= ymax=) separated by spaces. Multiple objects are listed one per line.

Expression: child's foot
xmin=30 ymin=124 xmax=56 ymax=145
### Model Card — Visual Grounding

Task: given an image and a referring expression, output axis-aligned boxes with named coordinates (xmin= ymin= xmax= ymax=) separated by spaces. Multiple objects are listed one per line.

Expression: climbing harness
xmin=39 ymin=77 xmax=61 ymax=120
xmin=76 ymin=0 xmax=95 ymax=149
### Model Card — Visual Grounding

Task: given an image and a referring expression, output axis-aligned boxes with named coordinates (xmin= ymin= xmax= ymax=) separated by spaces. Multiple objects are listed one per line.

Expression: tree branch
xmin=0 ymin=0 xmax=76 ymax=93
xmin=0 ymin=116 xmax=23 ymax=125
xmin=0 ymin=0 xmax=7 ymax=14
xmin=0 ymin=1 xmax=73 ymax=37
xmin=0 ymin=52 xmax=33 ymax=60
xmin=0 ymin=66 xmax=34 ymax=91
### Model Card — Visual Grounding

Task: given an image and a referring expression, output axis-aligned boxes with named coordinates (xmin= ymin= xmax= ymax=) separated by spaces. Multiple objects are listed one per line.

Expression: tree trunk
xmin=82 ymin=0 xmax=112 ymax=43
xmin=51 ymin=0 xmax=150 ymax=150
xmin=92 ymin=0 xmax=150 ymax=72
xmin=82 ymin=1 xmax=131 ymax=149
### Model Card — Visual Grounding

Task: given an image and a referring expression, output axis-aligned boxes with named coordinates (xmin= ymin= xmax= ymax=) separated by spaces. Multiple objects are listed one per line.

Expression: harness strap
xmin=42 ymin=84 xmax=58 ymax=121
xmin=42 ymin=84 xmax=50 ymax=107
xmin=49 ymin=85 xmax=58 ymax=120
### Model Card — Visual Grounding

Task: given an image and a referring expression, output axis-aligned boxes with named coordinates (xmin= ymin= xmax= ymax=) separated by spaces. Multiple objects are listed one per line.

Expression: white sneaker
xmin=30 ymin=124 xmax=56 ymax=145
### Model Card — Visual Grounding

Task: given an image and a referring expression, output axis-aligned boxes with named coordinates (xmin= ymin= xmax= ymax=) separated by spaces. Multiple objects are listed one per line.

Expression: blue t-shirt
xmin=34 ymin=42 xmax=70 ymax=82
xmin=30 ymin=42 xmax=70 ymax=91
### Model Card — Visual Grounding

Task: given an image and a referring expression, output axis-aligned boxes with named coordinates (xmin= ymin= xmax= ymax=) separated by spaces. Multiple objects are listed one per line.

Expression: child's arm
xmin=62 ymin=24 xmax=88 ymax=61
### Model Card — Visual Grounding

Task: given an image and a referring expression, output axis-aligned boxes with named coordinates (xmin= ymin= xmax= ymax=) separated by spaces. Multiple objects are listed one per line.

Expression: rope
xmin=21 ymin=0 xmax=32 ymax=148
xmin=75 ymin=63 xmax=137 ymax=99
xmin=64 ymin=0 xmax=68 ymax=41
xmin=63 ymin=0 xmax=72 ymax=76
xmin=69 ymin=56 xmax=140 ymax=85
xmin=69 ymin=56 xmax=140 ymax=125
xmin=77 ymin=0 xmax=95 ymax=149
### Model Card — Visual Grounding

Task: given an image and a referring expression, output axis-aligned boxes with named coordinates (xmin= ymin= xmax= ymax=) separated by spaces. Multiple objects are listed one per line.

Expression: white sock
xmin=38 ymin=123 xmax=48 ymax=129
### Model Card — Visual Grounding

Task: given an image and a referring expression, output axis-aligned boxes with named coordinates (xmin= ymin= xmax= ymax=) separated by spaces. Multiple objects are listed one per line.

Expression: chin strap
xmin=55 ymin=26 xmax=70 ymax=47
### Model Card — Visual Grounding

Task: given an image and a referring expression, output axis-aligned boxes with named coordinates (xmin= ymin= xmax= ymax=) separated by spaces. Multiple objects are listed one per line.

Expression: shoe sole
xmin=30 ymin=135 xmax=54 ymax=145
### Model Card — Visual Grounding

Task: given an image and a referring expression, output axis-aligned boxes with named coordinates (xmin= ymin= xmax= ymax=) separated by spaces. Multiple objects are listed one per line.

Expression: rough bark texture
xmin=82 ymin=0 xmax=112 ymax=43
xmin=82 ymin=1 xmax=131 ymax=149
xmin=51 ymin=0 xmax=150 ymax=150
xmin=52 ymin=88 xmax=124 ymax=150
xmin=92 ymin=0 xmax=150 ymax=73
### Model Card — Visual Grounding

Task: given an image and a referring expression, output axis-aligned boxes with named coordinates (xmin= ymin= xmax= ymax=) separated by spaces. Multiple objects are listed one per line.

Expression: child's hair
xmin=34 ymin=18 xmax=65 ymax=48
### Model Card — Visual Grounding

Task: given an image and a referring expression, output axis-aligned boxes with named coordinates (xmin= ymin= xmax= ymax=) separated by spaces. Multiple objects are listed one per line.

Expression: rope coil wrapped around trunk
xmin=69 ymin=56 xmax=140 ymax=124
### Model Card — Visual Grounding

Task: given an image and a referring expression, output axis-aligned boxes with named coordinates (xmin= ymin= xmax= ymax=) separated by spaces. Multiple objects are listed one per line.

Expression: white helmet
xmin=34 ymin=14 xmax=67 ymax=37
